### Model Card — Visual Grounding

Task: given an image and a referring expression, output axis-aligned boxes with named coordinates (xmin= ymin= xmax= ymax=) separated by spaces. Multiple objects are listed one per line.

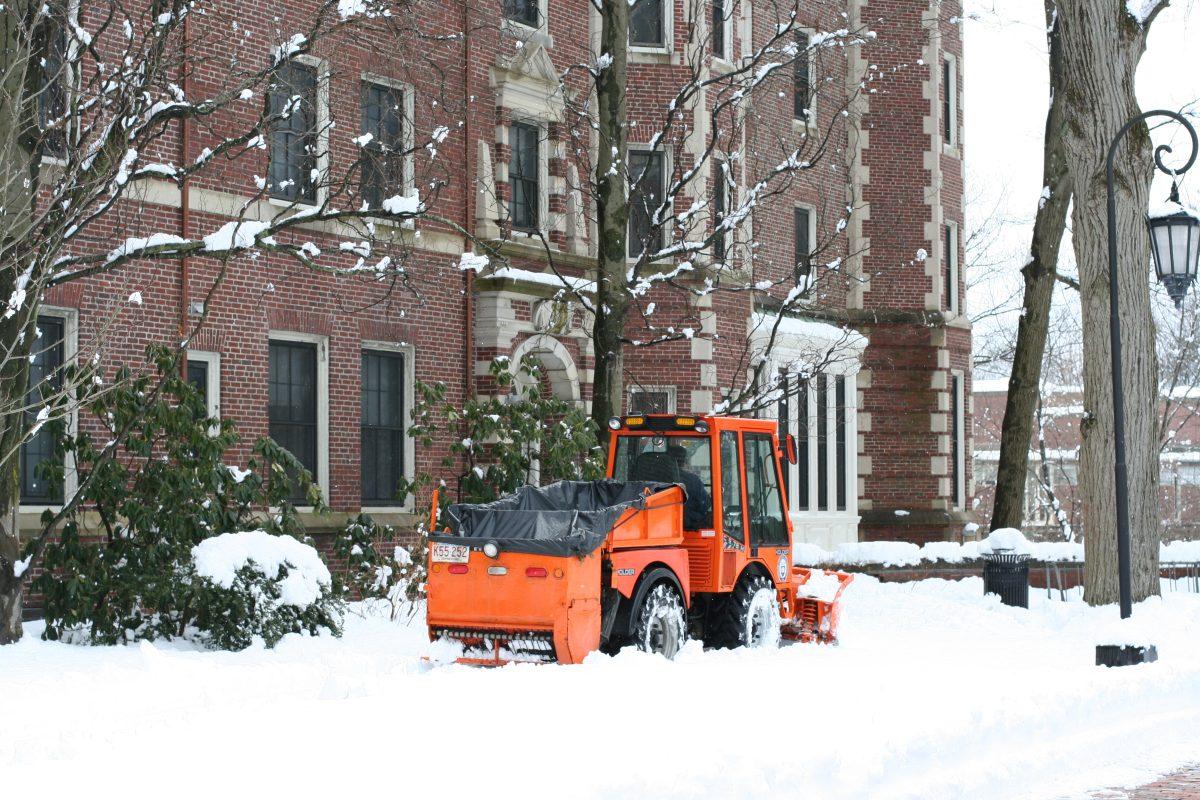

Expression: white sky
xmin=963 ymin=0 xmax=1200 ymax=373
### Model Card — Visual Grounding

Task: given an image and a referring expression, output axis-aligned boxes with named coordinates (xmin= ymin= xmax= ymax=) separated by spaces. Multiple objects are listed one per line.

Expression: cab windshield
xmin=612 ymin=435 xmax=713 ymax=530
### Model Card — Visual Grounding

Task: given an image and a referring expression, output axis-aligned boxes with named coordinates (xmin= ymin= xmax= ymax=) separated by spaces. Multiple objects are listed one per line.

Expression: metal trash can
xmin=982 ymin=551 xmax=1030 ymax=608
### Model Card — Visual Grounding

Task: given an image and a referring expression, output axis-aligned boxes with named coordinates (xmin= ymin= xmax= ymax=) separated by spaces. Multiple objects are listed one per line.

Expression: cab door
xmin=743 ymin=431 xmax=791 ymax=585
xmin=715 ymin=429 xmax=746 ymax=591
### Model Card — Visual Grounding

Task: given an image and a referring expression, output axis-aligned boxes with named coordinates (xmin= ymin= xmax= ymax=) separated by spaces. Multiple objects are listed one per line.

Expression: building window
xmin=361 ymin=349 xmax=407 ymax=506
xmin=713 ymin=171 xmax=727 ymax=264
xmin=794 ymin=206 xmax=813 ymax=283
xmin=943 ymin=54 xmax=958 ymax=148
xmin=509 ymin=121 xmax=540 ymax=231
xmin=794 ymin=31 xmax=812 ymax=121
xmin=19 ymin=317 xmax=66 ymax=505
xmin=360 ymin=81 xmax=407 ymax=209
xmin=777 ymin=370 xmax=855 ymax=517
xmin=187 ymin=351 xmax=221 ymax=420
xmin=630 ymin=0 xmax=665 ymax=47
xmin=269 ymin=61 xmax=320 ymax=203
xmin=951 ymin=372 xmax=965 ymax=510
xmin=628 ymin=150 xmax=665 ymax=258
xmin=944 ymin=222 xmax=959 ymax=314
xmin=712 ymin=0 xmax=727 ymax=60
xmin=502 ymin=0 xmax=539 ymax=27
xmin=628 ymin=385 xmax=676 ymax=414
xmin=269 ymin=339 xmax=321 ymax=504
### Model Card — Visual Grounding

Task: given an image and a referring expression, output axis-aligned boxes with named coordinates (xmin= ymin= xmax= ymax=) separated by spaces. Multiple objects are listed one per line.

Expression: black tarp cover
xmin=432 ymin=480 xmax=681 ymax=557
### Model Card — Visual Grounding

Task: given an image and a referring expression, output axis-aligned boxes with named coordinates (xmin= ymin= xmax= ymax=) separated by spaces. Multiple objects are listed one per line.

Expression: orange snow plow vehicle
xmin=426 ymin=414 xmax=853 ymax=665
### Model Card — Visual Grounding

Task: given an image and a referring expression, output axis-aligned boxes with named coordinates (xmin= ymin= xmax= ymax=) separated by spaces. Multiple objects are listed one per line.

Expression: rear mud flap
xmin=556 ymin=598 xmax=601 ymax=665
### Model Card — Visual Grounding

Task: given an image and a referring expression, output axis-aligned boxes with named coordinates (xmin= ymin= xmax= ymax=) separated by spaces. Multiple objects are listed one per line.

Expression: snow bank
xmin=4 ymin=581 xmax=1200 ymax=800
xmin=192 ymin=531 xmax=331 ymax=607
xmin=795 ymin=536 xmax=1200 ymax=567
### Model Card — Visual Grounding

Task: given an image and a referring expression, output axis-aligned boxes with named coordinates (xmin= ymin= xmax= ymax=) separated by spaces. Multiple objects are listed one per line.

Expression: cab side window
xmin=745 ymin=433 xmax=787 ymax=546
xmin=719 ymin=431 xmax=744 ymax=542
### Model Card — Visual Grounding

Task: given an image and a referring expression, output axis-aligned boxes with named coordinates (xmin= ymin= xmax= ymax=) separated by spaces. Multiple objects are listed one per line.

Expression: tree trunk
xmin=590 ymin=0 xmax=630 ymax=432
xmin=1 ymin=0 xmax=44 ymax=644
xmin=1057 ymin=0 xmax=1163 ymax=605
xmin=991 ymin=1 xmax=1074 ymax=532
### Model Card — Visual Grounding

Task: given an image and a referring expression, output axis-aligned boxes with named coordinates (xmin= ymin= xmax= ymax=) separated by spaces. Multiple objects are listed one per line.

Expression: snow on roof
xmin=749 ymin=312 xmax=868 ymax=355
xmin=482 ymin=265 xmax=595 ymax=294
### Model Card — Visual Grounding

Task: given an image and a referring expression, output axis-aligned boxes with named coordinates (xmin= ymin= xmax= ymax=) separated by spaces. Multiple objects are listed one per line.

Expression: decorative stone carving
xmin=476 ymin=140 xmax=500 ymax=239
xmin=532 ymin=298 xmax=571 ymax=335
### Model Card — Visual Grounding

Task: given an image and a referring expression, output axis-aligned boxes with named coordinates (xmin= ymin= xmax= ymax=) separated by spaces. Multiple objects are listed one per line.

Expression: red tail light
xmin=448 ymin=564 xmax=469 ymax=574
xmin=525 ymin=567 xmax=548 ymax=578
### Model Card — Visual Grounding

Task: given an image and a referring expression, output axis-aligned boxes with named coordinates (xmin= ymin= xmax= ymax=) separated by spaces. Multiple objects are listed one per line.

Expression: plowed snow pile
xmin=2 ymin=576 xmax=1198 ymax=800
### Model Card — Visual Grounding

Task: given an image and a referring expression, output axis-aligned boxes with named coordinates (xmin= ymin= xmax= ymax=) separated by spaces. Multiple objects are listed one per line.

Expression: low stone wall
xmin=832 ymin=560 xmax=1200 ymax=595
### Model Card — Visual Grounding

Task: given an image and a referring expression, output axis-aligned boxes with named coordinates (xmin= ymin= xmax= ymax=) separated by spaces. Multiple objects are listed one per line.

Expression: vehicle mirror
xmin=783 ymin=434 xmax=798 ymax=464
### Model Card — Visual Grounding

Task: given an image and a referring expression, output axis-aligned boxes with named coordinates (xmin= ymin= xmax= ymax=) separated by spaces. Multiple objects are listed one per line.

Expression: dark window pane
xmin=794 ymin=31 xmax=811 ymax=119
xmin=19 ymin=317 xmax=65 ymax=504
xmin=269 ymin=62 xmax=319 ymax=203
xmin=720 ymin=431 xmax=743 ymax=542
xmin=816 ymin=374 xmax=828 ymax=511
xmin=714 ymin=173 xmax=727 ymax=263
xmin=944 ymin=224 xmax=954 ymax=310
xmin=746 ymin=433 xmax=787 ymax=547
xmin=630 ymin=0 xmax=664 ymax=46
xmin=502 ymin=0 xmax=539 ymax=26
xmin=361 ymin=350 xmax=407 ymax=505
xmin=269 ymin=340 xmax=318 ymax=503
xmin=187 ymin=360 xmax=209 ymax=410
xmin=39 ymin=28 xmax=69 ymax=157
xmin=836 ymin=376 xmax=847 ymax=511
xmin=712 ymin=0 xmax=726 ymax=58
xmin=778 ymin=374 xmax=790 ymax=505
xmin=509 ymin=122 xmax=540 ymax=231
xmin=361 ymin=82 xmax=406 ymax=209
xmin=794 ymin=207 xmax=812 ymax=282
xmin=951 ymin=374 xmax=962 ymax=509
xmin=628 ymin=150 xmax=664 ymax=258
xmin=797 ymin=379 xmax=809 ymax=511
xmin=943 ymin=57 xmax=953 ymax=141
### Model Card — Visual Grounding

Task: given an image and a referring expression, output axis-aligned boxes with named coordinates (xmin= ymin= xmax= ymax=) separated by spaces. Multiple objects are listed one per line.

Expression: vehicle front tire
xmin=633 ymin=581 xmax=687 ymax=659
xmin=708 ymin=573 xmax=782 ymax=649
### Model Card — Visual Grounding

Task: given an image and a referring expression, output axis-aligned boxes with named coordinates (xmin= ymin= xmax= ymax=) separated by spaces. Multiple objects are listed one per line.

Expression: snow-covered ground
xmin=4 ymin=577 xmax=1199 ymax=800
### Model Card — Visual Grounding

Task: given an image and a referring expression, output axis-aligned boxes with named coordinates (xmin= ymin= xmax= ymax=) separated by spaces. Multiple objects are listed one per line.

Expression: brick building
xmin=974 ymin=381 xmax=1200 ymax=540
xmin=17 ymin=0 xmax=970 ymax=549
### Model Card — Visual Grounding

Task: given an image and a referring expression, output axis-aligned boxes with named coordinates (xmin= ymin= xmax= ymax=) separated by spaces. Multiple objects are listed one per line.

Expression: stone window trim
xmin=943 ymin=220 xmax=959 ymax=316
xmin=267 ymin=330 xmax=330 ymax=505
xmin=360 ymin=340 xmax=416 ymax=514
xmin=942 ymin=52 xmax=959 ymax=154
xmin=267 ymin=53 xmax=331 ymax=209
xmin=630 ymin=0 xmax=673 ymax=59
xmin=710 ymin=0 xmax=734 ymax=66
xmin=19 ymin=305 xmax=79 ymax=514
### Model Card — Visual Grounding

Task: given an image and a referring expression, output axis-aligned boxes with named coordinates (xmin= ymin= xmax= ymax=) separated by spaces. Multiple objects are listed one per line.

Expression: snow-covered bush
xmin=36 ymin=347 xmax=327 ymax=646
xmin=191 ymin=532 xmax=343 ymax=650
xmin=333 ymin=513 xmax=426 ymax=620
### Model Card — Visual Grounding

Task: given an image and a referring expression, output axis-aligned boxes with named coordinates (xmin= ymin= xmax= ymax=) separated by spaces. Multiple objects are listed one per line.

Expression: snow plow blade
xmin=782 ymin=567 xmax=854 ymax=644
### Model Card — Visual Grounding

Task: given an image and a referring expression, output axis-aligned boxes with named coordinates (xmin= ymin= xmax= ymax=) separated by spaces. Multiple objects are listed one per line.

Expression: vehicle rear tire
xmin=708 ymin=573 xmax=782 ymax=649
xmin=633 ymin=582 xmax=687 ymax=659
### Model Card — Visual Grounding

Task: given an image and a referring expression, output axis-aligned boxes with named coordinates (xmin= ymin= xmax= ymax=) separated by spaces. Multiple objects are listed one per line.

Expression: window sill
xmin=711 ymin=56 xmax=736 ymax=74
xmin=792 ymin=117 xmax=818 ymax=136
xmin=942 ymin=142 xmax=960 ymax=159
xmin=362 ymin=505 xmax=416 ymax=516
xmin=630 ymin=47 xmax=673 ymax=65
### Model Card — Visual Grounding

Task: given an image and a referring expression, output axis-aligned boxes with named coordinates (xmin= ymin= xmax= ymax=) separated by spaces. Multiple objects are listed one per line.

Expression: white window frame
xmin=505 ymin=117 xmax=550 ymax=238
xmin=268 ymin=330 xmax=329 ymax=505
xmin=629 ymin=0 xmax=672 ymax=56
xmin=19 ymin=306 xmax=78 ymax=513
xmin=360 ymin=72 xmax=416 ymax=211
xmin=627 ymin=384 xmax=678 ymax=414
xmin=943 ymin=52 xmax=958 ymax=152
xmin=781 ymin=373 xmax=857 ymax=517
xmin=626 ymin=145 xmax=671 ymax=263
xmin=792 ymin=27 xmax=817 ymax=130
xmin=268 ymin=54 xmax=330 ymax=208
xmin=360 ymin=340 xmax=416 ymax=513
xmin=186 ymin=349 xmax=222 ymax=421
xmin=944 ymin=220 xmax=959 ymax=315
xmin=951 ymin=370 xmax=966 ymax=511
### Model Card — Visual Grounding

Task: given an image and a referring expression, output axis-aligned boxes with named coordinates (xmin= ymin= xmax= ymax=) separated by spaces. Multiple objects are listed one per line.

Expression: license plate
xmin=432 ymin=543 xmax=470 ymax=564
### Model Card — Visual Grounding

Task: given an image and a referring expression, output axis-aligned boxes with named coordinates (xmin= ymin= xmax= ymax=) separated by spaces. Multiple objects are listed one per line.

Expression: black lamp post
xmin=1096 ymin=109 xmax=1198 ymax=668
